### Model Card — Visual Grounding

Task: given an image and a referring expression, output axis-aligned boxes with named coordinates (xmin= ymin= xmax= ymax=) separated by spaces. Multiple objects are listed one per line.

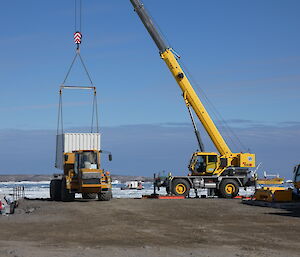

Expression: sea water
xmin=0 ymin=181 xmax=164 ymax=199
xmin=0 ymin=181 xmax=255 ymax=200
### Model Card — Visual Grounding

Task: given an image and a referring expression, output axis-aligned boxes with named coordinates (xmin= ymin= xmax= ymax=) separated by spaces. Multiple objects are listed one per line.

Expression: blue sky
xmin=0 ymin=0 xmax=299 ymax=178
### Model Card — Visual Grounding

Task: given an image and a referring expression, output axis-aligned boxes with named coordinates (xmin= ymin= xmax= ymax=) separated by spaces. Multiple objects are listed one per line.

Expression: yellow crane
xmin=130 ymin=0 xmax=256 ymax=198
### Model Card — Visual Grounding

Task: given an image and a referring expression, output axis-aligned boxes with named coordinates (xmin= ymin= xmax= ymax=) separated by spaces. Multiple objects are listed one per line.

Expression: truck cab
xmin=65 ymin=150 xmax=111 ymax=186
xmin=51 ymin=149 xmax=112 ymax=202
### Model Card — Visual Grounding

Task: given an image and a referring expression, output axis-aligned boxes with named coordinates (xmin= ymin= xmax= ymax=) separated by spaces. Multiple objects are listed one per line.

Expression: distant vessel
xmin=257 ymin=171 xmax=284 ymax=185
xmin=121 ymin=181 xmax=144 ymax=190
xmin=112 ymin=180 xmax=121 ymax=185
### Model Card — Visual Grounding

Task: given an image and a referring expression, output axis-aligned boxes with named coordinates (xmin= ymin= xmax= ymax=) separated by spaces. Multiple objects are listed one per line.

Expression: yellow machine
xmin=256 ymin=178 xmax=284 ymax=185
xmin=256 ymin=170 xmax=284 ymax=185
xmin=253 ymin=164 xmax=300 ymax=203
xmin=50 ymin=150 xmax=112 ymax=202
xmin=130 ymin=0 xmax=256 ymax=198
xmin=254 ymin=187 xmax=293 ymax=202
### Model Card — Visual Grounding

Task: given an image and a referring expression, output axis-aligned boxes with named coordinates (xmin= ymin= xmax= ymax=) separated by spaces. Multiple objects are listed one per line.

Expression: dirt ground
xmin=0 ymin=198 xmax=300 ymax=257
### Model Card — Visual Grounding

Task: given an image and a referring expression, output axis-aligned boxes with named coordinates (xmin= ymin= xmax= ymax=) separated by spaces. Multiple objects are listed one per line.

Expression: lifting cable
xmin=179 ymin=59 xmax=248 ymax=153
xmin=91 ymin=91 xmax=99 ymax=133
xmin=57 ymin=0 xmax=99 ymax=135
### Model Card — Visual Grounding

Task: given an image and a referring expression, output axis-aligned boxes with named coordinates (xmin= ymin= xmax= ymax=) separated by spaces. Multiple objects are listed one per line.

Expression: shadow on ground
xmin=24 ymin=197 xmax=93 ymax=203
xmin=242 ymin=200 xmax=300 ymax=218
xmin=267 ymin=207 xmax=300 ymax=218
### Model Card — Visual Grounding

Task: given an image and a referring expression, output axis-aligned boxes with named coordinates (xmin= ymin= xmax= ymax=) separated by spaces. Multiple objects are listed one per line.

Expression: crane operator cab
xmin=189 ymin=153 xmax=219 ymax=175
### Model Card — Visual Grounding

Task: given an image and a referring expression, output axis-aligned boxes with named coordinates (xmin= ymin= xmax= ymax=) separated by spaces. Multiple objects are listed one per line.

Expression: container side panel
xmin=55 ymin=134 xmax=64 ymax=170
xmin=63 ymin=133 xmax=101 ymax=153
xmin=55 ymin=133 xmax=100 ymax=170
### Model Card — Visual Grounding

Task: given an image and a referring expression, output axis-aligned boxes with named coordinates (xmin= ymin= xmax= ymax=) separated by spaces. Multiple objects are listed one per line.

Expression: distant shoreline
xmin=0 ymin=174 xmax=152 ymax=183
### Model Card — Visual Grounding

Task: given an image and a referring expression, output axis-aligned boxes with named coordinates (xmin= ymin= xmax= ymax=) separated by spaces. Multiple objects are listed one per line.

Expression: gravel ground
xmin=0 ymin=198 xmax=299 ymax=257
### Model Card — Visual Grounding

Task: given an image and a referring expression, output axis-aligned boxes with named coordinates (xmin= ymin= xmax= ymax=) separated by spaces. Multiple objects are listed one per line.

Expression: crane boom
xmin=130 ymin=0 xmax=231 ymax=156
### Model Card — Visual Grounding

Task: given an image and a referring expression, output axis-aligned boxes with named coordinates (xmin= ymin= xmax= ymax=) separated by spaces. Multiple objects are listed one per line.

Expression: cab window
xmin=208 ymin=155 xmax=217 ymax=163
xmin=194 ymin=155 xmax=206 ymax=173
xmin=206 ymin=155 xmax=217 ymax=173
xmin=79 ymin=152 xmax=98 ymax=169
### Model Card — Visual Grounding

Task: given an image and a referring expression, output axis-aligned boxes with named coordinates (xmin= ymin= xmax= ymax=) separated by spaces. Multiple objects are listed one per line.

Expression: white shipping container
xmin=55 ymin=133 xmax=101 ymax=170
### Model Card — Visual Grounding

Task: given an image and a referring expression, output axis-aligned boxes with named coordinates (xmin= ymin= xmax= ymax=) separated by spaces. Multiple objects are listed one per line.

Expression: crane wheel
xmin=50 ymin=179 xmax=62 ymax=201
xmin=171 ymin=179 xmax=190 ymax=197
xmin=219 ymin=179 xmax=239 ymax=198
xmin=82 ymin=193 xmax=97 ymax=199
xmin=61 ymin=178 xmax=75 ymax=202
xmin=98 ymin=188 xmax=112 ymax=201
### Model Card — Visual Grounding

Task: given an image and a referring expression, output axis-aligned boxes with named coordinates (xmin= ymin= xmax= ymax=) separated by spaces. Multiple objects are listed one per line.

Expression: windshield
xmin=79 ymin=152 xmax=98 ymax=169
xmin=194 ymin=155 xmax=206 ymax=173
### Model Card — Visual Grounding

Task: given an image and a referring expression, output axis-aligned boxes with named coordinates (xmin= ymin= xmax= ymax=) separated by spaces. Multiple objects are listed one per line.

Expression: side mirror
xmin=108 ymin=154 xmax=112 ymax=162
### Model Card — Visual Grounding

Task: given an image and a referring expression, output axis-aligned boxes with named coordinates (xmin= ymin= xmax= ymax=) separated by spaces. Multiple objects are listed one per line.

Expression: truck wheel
xmin=219 ymin=179 xmax=239 ymax=198
xmin=50 ymin=179 xmax=62 ymax=201
xmin=171 ymin=179 xmax=190 ymax=197
xmin=98 ymin=188 xmax=112 ymax=201
xmin=82 ymin=193 xmax=97 ymax=199
xmin=61 ymin=178 xmax=75 ymax=202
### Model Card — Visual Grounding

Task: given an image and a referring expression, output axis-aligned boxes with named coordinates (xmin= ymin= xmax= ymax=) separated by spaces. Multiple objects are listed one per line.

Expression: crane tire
xmin=61 ymin=178 xmax=75 ymax=202
xmin=171 ymin=179 xmax=190 ymax=197
xmin=82 ymin=193 xmax=97 ymax=199
xmin=98 ymin=188 xmax=112 ymax=201
xmin=50 ymin=179 xmax=62 ymax=201
xmin=219 ymin=179 xmax=239 ymax=198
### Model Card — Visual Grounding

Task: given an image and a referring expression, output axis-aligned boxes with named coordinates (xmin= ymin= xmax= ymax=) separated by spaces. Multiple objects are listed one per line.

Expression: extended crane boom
xmin=130 ymin=0 xmax=256 ymax=198
xmin=130 ymin=0 xmax=231 ymax=155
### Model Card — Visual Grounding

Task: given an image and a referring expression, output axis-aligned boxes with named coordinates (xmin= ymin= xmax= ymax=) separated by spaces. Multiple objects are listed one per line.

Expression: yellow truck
xmin=51 ymin=133 xmax=112 ymax=202
xmin=130 ymin=0 xmax=256 ymax=198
